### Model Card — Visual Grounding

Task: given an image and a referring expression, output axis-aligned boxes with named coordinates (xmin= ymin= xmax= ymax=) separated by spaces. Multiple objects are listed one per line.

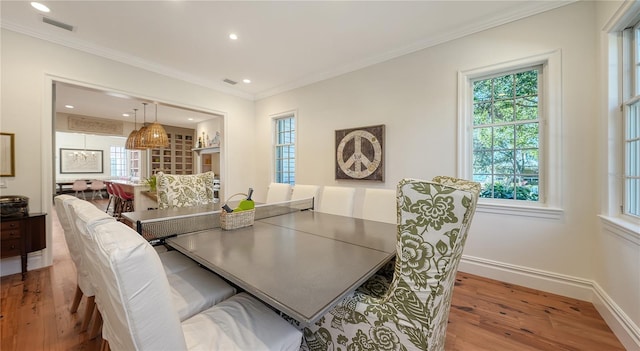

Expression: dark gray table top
xmin=166 ymin=210 xmax=396 ymax=324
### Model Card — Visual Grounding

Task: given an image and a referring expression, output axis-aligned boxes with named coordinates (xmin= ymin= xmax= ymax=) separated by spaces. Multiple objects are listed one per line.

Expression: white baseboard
xmin=459 ymin=255 xmax=640 ymax=351
xmin=0 ymin=252 xmax=46 ymax=277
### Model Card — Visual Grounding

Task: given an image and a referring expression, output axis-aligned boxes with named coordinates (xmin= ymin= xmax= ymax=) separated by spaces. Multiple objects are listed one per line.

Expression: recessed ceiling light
xmin=31 ymin=2 xmax=50 ymax=13
xmin=64 ymin=104 xmax=74 ymax=109
xmin=122 ymin=113 xmax=130 ymax=117
xmin=229 ymin=33 xmax=238 ymax=40
xmin=188 ymin=118 xmax=194 ymax=121
xmin=243 ymin=79 xmax=251 ymax=84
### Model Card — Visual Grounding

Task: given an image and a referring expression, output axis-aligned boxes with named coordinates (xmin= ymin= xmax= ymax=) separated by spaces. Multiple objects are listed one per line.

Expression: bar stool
xmin=112 ymin=183 xmax=134 ymax=219
xmin=104 ymin=182 xmax=116 ymax=215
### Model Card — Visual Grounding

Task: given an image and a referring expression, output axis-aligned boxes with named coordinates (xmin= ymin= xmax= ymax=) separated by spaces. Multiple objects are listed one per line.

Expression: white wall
xmin=595 ymin=1 xmax=640 ymax=349
xmin=0 ymin=28 xmax=256 ymax=275
xmin=255 ymin=2 xmax=639 ymax=348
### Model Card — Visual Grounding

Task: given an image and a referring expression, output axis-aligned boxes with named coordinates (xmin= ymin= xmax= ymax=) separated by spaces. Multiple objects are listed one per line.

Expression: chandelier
xmin=74 ymin=135 xmax=98 ymax=162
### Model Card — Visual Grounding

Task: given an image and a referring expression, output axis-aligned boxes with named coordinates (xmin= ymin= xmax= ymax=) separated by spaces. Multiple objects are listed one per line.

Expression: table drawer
xmin=1 ymin=228 xmax=21 ymax=240
xmin=1 ymin=238 xmax=21 ymax=257
xmin=1 ymin=220 xmax=21 ymax=231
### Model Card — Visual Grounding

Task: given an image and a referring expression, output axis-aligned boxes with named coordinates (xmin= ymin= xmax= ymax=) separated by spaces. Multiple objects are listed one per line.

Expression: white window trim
xmin=271 ymin=110 xmax=297 ymax=184
xmin=598 ymin=1 xmax=640 ymax=236
xmin=458 ymin=50 xmax=563 ymax=220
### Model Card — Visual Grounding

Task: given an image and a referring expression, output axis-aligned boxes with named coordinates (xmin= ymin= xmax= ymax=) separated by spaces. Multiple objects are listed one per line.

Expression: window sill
xmin=476 ymin=201 xmax=564 ymax=220
xmin=598 ymin=215 xmax=640 ymax=245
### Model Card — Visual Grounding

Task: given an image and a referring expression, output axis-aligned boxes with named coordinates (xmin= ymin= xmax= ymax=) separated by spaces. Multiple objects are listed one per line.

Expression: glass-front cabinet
xmin=148 ymin=126 xmax=195 ymax=175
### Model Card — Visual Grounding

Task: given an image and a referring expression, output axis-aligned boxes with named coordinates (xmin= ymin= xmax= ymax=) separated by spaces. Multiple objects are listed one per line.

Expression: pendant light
xmin=125 ymin=108 xmax=143 ymax=149
xmin=137 ymin=103 xmax=150 ymax=148
xmin=140 ymin=102 xmax=169 ymax=148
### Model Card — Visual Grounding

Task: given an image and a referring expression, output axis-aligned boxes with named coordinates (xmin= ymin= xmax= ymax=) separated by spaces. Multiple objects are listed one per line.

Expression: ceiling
xmin=1 ymin=1 xmax=572 ymax=128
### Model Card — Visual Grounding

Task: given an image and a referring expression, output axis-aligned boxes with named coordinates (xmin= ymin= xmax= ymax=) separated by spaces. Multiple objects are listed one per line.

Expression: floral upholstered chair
xmin=300 ymin=177 xmax=479 ymax=351
xmin=156 ymin=171 xmax=216 ymax=209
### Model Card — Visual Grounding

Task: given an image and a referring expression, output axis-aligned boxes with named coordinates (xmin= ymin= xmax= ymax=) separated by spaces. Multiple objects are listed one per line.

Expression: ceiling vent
xmin=42 ymin=17 xmax=75 ymax=32
xmin=223 ymin=79 xmax=237 ymax=85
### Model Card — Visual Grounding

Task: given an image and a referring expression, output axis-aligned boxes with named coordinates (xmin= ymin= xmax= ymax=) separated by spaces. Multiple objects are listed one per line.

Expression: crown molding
xmin=3 ymin=1 xmax=573 ymax=102
xmin=1 ymin=21 xmax=255 ymax=101
xmin=255 ymin=1 xmax=574 ymax=100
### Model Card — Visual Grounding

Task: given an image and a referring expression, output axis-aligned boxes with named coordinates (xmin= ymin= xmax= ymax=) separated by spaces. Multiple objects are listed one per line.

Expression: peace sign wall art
xmin=335 ymin=125 xmax=384 ymax=181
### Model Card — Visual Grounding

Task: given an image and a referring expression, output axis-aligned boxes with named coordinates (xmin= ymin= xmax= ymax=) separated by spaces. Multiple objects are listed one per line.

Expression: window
xmin=110 ymin=146 xmax=127 ymax=177
xmin=472 ymin=68 xmax=541 ymax=202
xmin=622 ymin=25 xmax=640 ymax=218
xmin=459 ymin=51 xmax=561 ymax=218
xmin=274 ymin=115 xmax=295 ymax=184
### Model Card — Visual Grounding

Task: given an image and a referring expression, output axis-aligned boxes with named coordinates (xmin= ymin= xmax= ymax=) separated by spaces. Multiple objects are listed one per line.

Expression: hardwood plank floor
xmin=0 ymin=199 xmax=626 ymax=350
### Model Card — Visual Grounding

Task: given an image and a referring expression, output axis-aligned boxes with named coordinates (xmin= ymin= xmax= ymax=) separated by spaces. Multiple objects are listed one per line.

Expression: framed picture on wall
xmin=0 ymin=132 xmax=15 ymax=177
xmin=335 ymin=124 xmax=384 ymax=181
xmin=60 ymin=148 xmax=103 ymax=174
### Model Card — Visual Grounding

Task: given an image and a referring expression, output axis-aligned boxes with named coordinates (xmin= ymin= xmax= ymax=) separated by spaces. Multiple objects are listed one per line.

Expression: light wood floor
xmin=1 ymin=199 xmax=626 ymax=351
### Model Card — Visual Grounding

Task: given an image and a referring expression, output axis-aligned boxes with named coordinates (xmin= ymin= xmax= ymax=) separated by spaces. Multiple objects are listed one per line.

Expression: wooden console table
xmin=1 ymin=213 xmax=46 ymax=279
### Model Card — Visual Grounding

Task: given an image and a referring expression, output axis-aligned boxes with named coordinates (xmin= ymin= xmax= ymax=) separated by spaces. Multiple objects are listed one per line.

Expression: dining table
xmin=123 ymin=200 xmax=397 ymax=324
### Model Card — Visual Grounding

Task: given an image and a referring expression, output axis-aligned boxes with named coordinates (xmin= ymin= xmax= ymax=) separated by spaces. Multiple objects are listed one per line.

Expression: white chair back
xmin=290 ymin=184 xmax=319 ymax=202
xmin=265 ymin=182 xmax=292 ymax=203
xmin=317 ymin=186 xmax=356 ymax=217
xmin=67 ymin=200 xmax=117 ymax=294
xmin=362 ymin=188 xmax=397 ymax=224
xmin=89 ymin=220 xmax=187 ymax=351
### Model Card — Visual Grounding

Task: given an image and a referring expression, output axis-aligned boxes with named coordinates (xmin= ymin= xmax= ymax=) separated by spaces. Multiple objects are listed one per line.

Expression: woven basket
xmin=220 ymin=193 xmax=255 ymax=230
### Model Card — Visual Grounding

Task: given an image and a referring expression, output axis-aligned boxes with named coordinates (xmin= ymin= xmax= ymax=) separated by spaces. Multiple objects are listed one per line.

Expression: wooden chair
xmin=300 ymin=178 xmax=480 ymax=351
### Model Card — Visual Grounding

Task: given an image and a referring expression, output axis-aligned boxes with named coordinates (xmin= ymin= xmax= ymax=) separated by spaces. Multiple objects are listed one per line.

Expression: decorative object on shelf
xmin=335 ymin=124 xmax=384 ymax=181
xmin=198 ymin=137 xmax=203 ymax=148
xmin=0 ymin=132 xmax=15 ymax=177
xmin=140 ymin=103 xmax=169 ymax=149
xmin=125 ymin=109 xmax=144 ymax=150
xmin=212 ymin=131 xmax=220 ymax=147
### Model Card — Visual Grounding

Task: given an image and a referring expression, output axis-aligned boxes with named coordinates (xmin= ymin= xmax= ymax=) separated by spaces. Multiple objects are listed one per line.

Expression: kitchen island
xmin=107 ymin=180 xmax=157 ymax=211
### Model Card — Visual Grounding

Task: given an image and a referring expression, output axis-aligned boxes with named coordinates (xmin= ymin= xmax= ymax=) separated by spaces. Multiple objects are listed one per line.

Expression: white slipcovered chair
xmin=266 ymin=182 xmax=292 ymax=203
xmin=361 ymin=188 xmax=397 ymax=224
xmin=68 ymin=199 xmax=237 ymax=325
xmin=300 ymin=177 xmax=480 ymax=351
xmin=156 ymin=171 xmax=216 ymax=209
xmin=88 ymin=219 xmax=303 ymax=351
xmin=54 ymin=195 xmax=99 ymax=332
xmin=316 ymin=186 xmax=356 ymax=217
xmin=290 ymin=184 xmax=320 ymax=202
